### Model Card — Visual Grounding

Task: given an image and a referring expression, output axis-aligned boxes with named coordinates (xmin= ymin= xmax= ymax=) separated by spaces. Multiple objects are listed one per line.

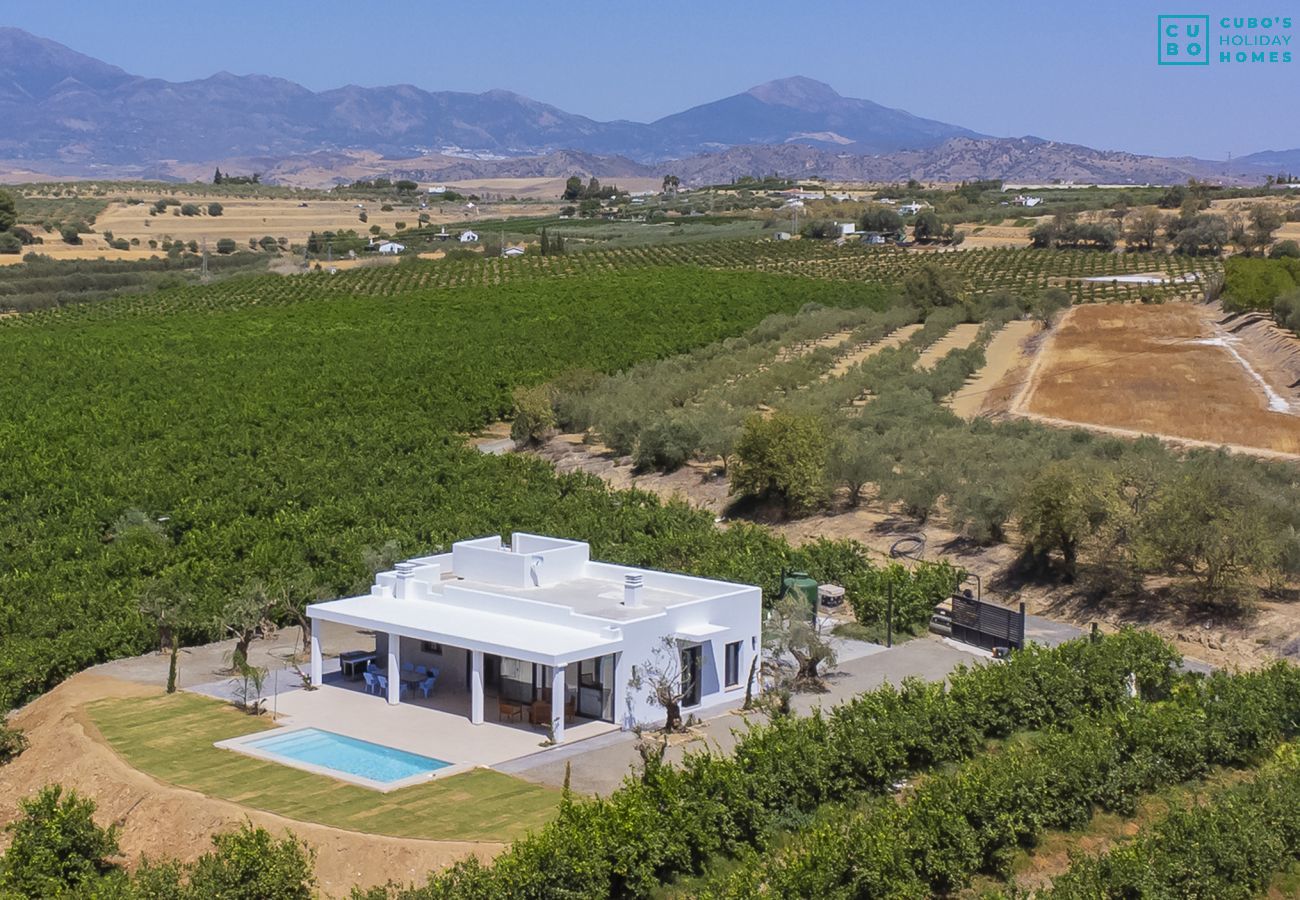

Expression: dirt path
xmin=947 ymin=320 xmax=1041 ymax=418
xmin=823 ymin=323 xmax=922 ymax=379
xmin=916 ymin=322 xmax=981 ymax=370
xmin=0 ymin=674 xmax=500 ymax=898
xmin=775 ymin=329 xmax=857 ymax=362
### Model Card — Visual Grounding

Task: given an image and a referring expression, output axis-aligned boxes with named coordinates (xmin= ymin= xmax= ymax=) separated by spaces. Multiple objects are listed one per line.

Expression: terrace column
xmin=309 ymin=618 xmax=322 ymax=687
xmin=470 ymin=650 xmax=484 ymax=725
xmin=387 ymin=632 xmax=401 ymax=705
xmin=551 ymin=664 xmax=567 ymax=743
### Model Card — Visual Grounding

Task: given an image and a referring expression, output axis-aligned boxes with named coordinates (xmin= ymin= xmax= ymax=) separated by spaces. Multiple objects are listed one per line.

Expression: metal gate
xmin=950 ymin=594 xmax=1025 ymax=652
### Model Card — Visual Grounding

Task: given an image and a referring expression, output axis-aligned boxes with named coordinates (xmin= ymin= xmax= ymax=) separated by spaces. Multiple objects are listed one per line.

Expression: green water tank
xmin=781 ymin=571 xmax=820 ymax=617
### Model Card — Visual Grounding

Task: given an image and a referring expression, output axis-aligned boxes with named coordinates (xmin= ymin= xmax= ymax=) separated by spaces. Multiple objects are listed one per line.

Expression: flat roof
xmin=308 ymin=594 xmax=621 ymax=666
xmin=440 ymin=575 xmax=706 ymax=623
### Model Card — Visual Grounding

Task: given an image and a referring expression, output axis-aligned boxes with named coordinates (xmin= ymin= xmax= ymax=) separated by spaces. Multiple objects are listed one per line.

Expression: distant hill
xmin=664 ymin=137 xmax=1236 ymax=186
xmin=0 ymin=28 xmax=981 ymax=169
xmin=0 ymin=27 xmax=1292 ymax=187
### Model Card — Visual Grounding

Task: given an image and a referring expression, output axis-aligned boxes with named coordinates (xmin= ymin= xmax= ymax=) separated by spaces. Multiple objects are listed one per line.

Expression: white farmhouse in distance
xmin=899 ymin=201 xmax=925 ymax=216
xmin=307 ymin=534 xmax=762 ymax=742
xmin=459 ymin=230 xmax=479 ymax=243
xmin=1012 ymin=195 xmax=1044 ymax=207
xmin=427 ymin=185 xmax=447 ymax=194
xmin=377 ymin=241 xmax=405 ymax=255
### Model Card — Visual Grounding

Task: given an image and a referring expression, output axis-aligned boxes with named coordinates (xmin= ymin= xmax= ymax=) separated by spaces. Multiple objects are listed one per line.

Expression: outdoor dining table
xmin=338 ymin=651 xmax=376 ymax=681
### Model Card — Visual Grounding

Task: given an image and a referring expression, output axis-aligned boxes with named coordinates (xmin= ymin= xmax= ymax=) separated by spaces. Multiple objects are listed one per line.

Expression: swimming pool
xmin=243 ymin=728 xmax=451 ymax=785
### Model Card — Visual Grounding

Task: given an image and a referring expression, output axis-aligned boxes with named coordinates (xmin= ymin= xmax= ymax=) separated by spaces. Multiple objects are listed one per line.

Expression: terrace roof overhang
xmin=307 ymin=595 xmax=623 ymax=667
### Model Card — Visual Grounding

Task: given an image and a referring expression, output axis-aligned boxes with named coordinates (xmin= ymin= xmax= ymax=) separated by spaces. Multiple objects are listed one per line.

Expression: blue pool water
xmin=246 ymin=728 xmax=451 ymax=784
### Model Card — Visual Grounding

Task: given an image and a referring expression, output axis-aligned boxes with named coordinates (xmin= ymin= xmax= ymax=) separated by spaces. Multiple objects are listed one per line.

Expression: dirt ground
xmin=824 ymin=323 xmax=922 ymax=378
xmin=0 ymin=673 xmax=499 ymax=898
xmin=1015 ymin=303 xmax=1300 ymax=457
xmin=917 ymin=322 xmax=981 ymax=369
xmin=955 ymin=222 xmax=1034 ymax=249
xmin=91 ymin=196 xmax=554 ymax=247
xmin=523 ymin=427 xmax=1298 ymax=672
xmin=947 ymin=319 xmax=1041 ymax=418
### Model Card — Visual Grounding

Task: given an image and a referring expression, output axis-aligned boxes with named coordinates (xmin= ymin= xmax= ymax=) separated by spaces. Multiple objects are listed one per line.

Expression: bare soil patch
xmin=916 ymin=322 xmax=981 ymax=370
xmin=524 ymin=435 xmax=1300 ymax=671
xmin=0 ymin=674 xmax=497 ymax=898
xmin=823 ymin=323 xmax=922 ymax=379
xmin=947 ymin=319 xmax=1041 ymax=418
xmin=954 ymin=223 xmax=1034 ymax=249
xmin=1016 ymin=303 xmax=1300 ymax=457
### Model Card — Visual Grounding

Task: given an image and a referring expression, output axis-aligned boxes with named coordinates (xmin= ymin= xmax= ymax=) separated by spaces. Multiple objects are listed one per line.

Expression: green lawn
xmin=87 ymin=692 xmax=561 ymax=842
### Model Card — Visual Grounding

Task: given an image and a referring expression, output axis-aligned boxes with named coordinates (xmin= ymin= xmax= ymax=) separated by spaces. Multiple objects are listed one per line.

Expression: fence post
xmin=886 ymin=582 xmax=894 ymax=649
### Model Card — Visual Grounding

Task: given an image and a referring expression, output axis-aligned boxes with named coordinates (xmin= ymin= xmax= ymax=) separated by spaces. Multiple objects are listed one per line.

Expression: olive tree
xmin=730 ymin=411 xmax=829 ymax=517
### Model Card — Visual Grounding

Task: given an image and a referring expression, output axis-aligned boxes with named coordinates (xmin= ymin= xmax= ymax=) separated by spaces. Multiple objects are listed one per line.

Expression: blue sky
xmin=5 ymin=1 xmax=1296 ymax=159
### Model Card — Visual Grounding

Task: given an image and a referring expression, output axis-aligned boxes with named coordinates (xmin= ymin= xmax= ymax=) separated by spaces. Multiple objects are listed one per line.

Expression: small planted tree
xmin=219 ymin=582 xmax=278 ymax=671
xmin=627 ymin=636 xmax=695 ymax=733
xmin=764 ymin=591 xmax=837 ymax=690
xmin=230 ymin=651 xmax=269 ymax=715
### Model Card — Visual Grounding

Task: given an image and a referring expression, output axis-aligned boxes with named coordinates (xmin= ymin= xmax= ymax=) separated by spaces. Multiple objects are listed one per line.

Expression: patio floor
xmin=264 ymin=669 xmax=617 ymax=774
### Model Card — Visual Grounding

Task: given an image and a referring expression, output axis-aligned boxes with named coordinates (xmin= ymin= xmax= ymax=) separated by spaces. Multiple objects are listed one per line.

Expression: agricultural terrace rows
xmin=560 ymin=299 xmax=1012 ymax=470
xmin=368 ymin=634 xmax=1300 ymax=900
xmin=0 ymin=267 xmax=941 ymax=715
xmin=0 ymin=243 xmax=1220 ymax=325
xmin=699 ymin=659 xmax=1300 ymax=899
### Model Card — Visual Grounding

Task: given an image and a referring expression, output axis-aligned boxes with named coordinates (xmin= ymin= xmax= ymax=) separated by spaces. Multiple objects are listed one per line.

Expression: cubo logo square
xmin=1159 ymin=15 xmax=1211 ymax=64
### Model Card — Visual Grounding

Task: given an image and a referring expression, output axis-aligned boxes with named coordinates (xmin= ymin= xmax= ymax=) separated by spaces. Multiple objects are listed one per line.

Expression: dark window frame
xmin=724 ymin=640 xmax=742 ymax=688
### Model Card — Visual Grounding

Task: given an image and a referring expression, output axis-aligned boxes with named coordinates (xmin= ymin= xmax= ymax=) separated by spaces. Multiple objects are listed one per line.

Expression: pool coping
xmin=215 ymin=726 xmax=476 ymax=792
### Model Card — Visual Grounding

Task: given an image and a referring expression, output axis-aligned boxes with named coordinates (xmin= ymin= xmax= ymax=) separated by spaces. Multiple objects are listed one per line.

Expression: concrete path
xmin=503 ymin=637 xmax=985 ymax=797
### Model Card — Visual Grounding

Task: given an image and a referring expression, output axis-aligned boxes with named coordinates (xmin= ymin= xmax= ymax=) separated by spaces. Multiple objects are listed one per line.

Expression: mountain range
xmin=0 ymin=26 xmax=1293 ymax=186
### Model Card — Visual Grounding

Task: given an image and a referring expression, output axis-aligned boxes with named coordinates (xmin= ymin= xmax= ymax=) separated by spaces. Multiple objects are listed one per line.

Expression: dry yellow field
xmin=91 ymin=196 xmax=554 ymax=246
xmin=957 ymin=223 xmax=1033 ymax=248
xmin=1019 ymin=303 xmax=1300 ymax=456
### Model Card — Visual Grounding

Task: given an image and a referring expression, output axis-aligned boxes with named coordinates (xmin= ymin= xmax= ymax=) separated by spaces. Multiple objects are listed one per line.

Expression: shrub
xmin=185 ymin=824 xmax=316 ymax=900
xmin=208 ymin=202 xmax=224 ymax=217
xmin=180 ymin=204 xmax=201 ymax=217
xmin=0 ymin=785 xmax=121 ymax=896
xmin=509 ymin=384 xmax=556 ymax=446
xmin=215 ymin=238 xmax=237 ymax=255
xmin=730 ymin=411 xmax=828 ymax=516
xmin=0 ymin=721 xmax=26 ymax=763
xmin=1270 ymin=239 xmax=1300 ymax=259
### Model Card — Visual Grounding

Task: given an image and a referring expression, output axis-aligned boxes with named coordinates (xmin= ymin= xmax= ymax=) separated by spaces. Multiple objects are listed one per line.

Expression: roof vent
xmin=394 ymin=561 xmax=416 ymax=599
xmin=623 ymin=573 xmax=644 ymax=608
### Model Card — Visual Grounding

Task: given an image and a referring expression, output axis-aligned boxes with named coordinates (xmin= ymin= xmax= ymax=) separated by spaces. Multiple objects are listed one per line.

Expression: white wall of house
xmin=309 ymin=534 xmax=762 ymax=738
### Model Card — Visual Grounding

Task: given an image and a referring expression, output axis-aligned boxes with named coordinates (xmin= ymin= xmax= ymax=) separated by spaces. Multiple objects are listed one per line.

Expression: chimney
xmin=623 ymin=573 xmax=644 ymax=608
xmin=394 ymin=561 xmax=416 ymax=599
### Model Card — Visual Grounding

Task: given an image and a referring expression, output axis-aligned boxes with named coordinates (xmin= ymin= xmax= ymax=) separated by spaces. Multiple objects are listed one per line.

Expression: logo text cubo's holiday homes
xmin=1159 ymin=14 xmax=1293 ymax=65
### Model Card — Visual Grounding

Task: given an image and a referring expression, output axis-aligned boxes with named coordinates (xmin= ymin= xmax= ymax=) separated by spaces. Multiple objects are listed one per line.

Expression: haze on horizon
xmin=2 ymin=1 xmax=1294 ymax=160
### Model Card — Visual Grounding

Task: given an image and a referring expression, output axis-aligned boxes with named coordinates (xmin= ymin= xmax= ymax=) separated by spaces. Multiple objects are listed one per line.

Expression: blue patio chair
xmin=418 ymin=674 xmax=437 ymax=698
xmin=376 ymin=674 xmax=388 ymax=694
xmin=415 ymin=665 xmax=428 ymax=676
xmin=363 ymin=671 xmax=377 ymax=694
xmin=402 ymin=661 xmax=415 ymax=673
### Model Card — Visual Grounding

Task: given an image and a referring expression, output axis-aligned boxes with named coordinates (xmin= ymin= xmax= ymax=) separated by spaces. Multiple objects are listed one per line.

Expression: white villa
xmin=376 ymin=241 xmax=405 ymax=255
xmin=459 ymin=230 xmax=479 ymax=243
xmin=307 ymin=534 xmax=762 ymax=743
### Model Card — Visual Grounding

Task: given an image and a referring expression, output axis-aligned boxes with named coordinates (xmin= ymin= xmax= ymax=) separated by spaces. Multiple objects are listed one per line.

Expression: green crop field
xmin=0 ymin=264 xmax=914 ymax=713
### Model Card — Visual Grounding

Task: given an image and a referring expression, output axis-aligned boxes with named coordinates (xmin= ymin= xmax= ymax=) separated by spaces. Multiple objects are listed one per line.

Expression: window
xmin=420 ymin=641 xmax=443 ymax=655
xmin=724 ymin=641 xmax=742 ymax=688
